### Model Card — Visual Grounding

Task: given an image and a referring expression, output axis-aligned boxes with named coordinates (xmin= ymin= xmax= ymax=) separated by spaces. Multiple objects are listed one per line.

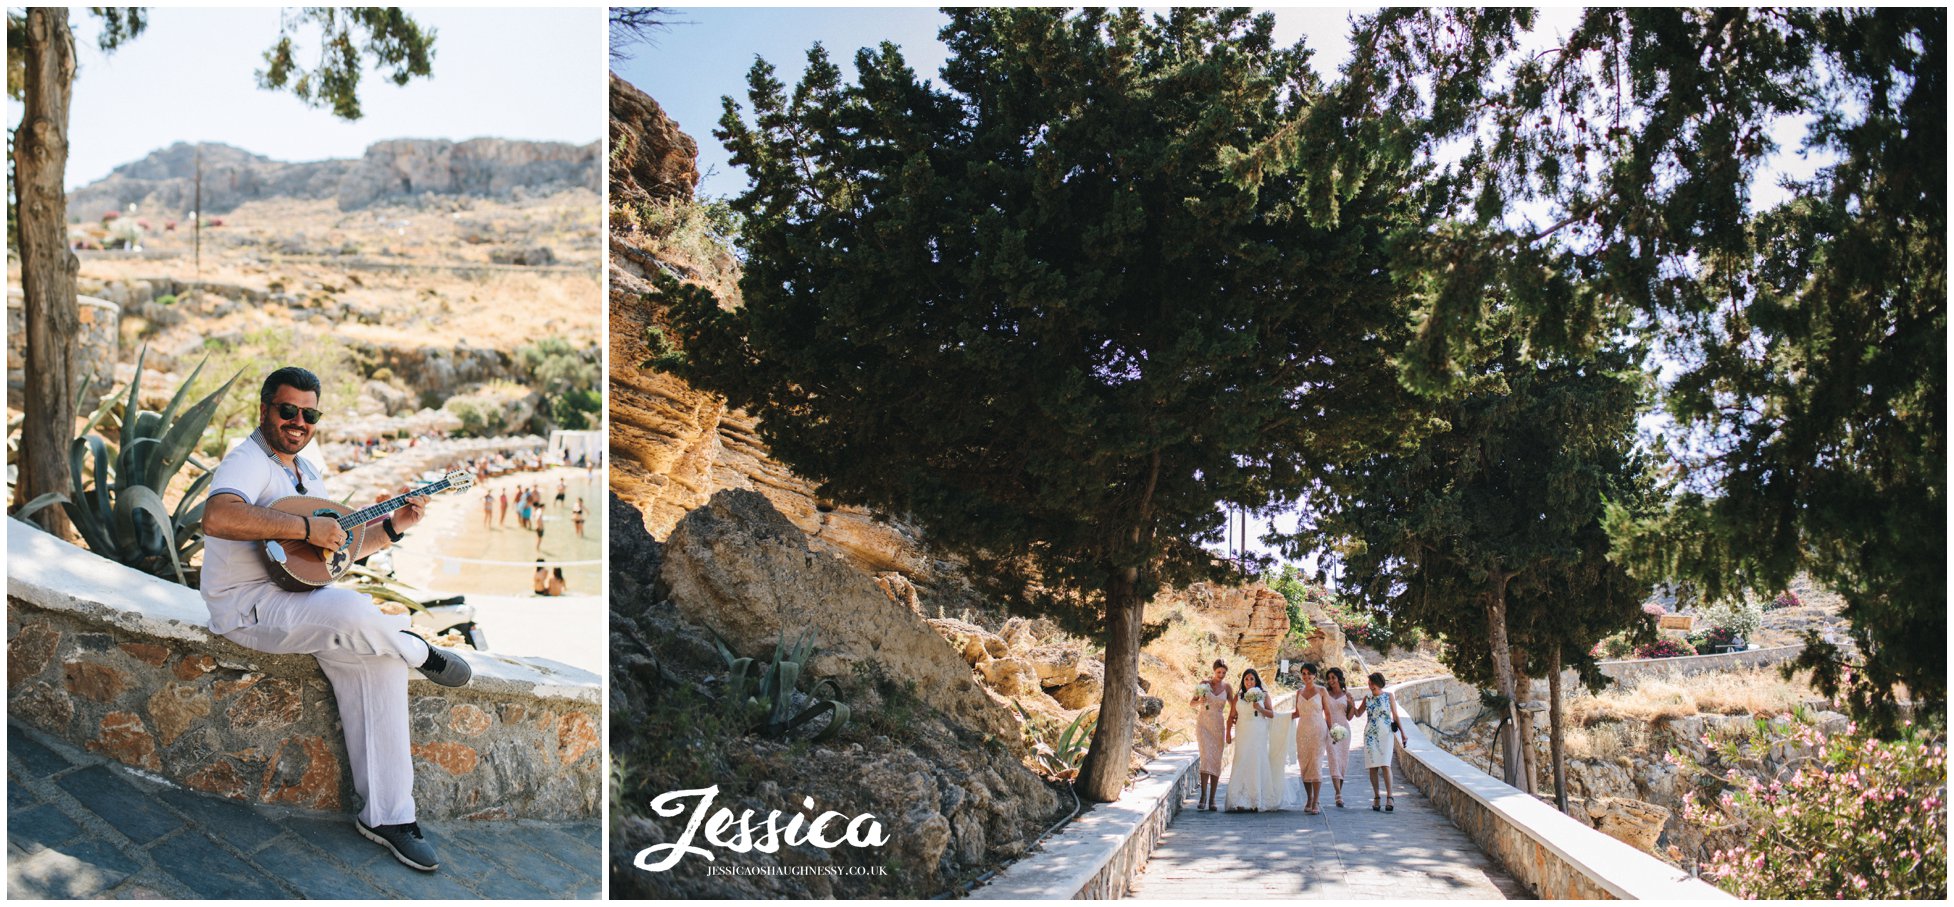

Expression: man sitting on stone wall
xmin=199 ymin=366 xmax=472 ymax=871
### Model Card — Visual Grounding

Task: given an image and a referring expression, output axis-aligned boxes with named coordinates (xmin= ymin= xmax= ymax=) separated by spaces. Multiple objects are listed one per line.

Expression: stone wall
xmin=1390 ymin=676 xmax=1730 ymax=900
xmin=7 ymin=292 xmax=120 ymax=399
xmin=6 ymin=518 xmax=600 ymax=820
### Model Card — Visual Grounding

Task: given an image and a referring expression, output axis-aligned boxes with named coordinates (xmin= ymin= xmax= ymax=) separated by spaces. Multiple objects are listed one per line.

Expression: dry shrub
xmin=1568 ymin=667 xmax=1818 ymax=727
xmin=1563 ymin=721 xmax=1652 ymax=763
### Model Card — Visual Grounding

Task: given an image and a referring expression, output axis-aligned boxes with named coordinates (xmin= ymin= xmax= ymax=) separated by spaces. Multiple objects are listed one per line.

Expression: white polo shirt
xmin=199 ymin=428 xmax=326 ymax=634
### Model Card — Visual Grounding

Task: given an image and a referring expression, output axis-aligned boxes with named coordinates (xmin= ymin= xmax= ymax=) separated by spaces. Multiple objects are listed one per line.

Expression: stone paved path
xmin=1127 ymin=747 xmax=1527 ymax=900
xmin=7 ymin=720 xmax=600 ymax=899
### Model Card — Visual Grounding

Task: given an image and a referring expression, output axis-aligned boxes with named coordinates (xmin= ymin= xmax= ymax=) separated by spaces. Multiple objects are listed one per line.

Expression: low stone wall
xmin=1590 ymin=645 xmax=1805 ymax=685
xmin=970 ymin=746 xmax=1198 ymax=899
xmin=7 ymin=291 xmax=120 ymax=399
xmin=5 ymin=518 xmax=600 ymax=820
xmin=1390 ymin=676 xmax=1729 ymax=900
xmin=1401 ymin=647 xmax=1808 ymax=737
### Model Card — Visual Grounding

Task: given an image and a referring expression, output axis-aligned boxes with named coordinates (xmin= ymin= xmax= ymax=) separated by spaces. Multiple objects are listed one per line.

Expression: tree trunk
xmin=1077 ymin=568 xmax=1144 ymax=802
xmin=1484 ymin=572 xmax=1524 ymax=789
xmin=1513 ymin=658 xmax=1537 ymax=794
xmin=1549 ymin=644 xmax=1568 ymax=814
xmin=13 ymin=7 xmax=80 ymax=537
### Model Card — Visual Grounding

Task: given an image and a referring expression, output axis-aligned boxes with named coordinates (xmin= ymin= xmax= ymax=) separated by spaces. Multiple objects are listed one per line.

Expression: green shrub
xmin=1264 ymin=564 xmax=1317 ymax=647
xmin=1680 ymin=722 xmax=1946 ymax=898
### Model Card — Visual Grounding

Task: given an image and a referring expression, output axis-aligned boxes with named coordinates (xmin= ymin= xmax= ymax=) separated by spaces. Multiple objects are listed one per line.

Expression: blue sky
xmin=617 ymin=6 xmax=1374 ymax=200
xmin=5 ymin=7 xmax=604 ymax=189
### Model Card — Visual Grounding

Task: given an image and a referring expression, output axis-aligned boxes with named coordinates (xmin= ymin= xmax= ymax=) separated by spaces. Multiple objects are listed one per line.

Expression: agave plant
xmin=713 ymin=629 xmax=851 ymax=742
xmin=1015 ymin=704 xmax=1098 ymax=781
xmin=338 ymin=563 xmax=428 ymax=613
xmin=17 ymin=348 xmax=241 ymax=586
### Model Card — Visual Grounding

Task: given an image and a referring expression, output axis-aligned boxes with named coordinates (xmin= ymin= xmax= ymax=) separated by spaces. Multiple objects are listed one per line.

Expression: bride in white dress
xmin=1224 ymin=669 xmax=1281 ymax=811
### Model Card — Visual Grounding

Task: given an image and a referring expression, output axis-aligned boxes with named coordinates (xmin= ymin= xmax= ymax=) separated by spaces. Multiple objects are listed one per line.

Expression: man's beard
xmin=262 ymin=416 xmax=309 ymax=455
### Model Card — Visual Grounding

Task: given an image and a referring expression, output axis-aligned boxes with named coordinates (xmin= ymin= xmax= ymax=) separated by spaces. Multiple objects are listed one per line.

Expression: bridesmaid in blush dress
xmin=1189 ymin=659 xmax=1231 ymax=811
xmin=1322 ymin=667 xmax=1355 ymax=808
xmin=1291 ymin=662 xmax=1330 ymax=814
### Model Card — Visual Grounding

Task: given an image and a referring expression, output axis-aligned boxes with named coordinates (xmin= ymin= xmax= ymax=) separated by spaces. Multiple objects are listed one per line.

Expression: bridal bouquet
xmin=1242 ymin=689 xmax=1266 ymax=706
xmin=1330 ymin=725 xmax=1349 ymax=744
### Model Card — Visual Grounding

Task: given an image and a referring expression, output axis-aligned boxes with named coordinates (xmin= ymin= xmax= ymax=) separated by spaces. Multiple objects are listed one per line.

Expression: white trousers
xmin=220 ymin=585 xmax=429 ymax=827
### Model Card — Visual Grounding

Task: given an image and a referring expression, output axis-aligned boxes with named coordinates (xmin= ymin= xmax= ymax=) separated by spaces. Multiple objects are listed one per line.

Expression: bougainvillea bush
xmin=1634 ymin=638 xmax=1696 ymax=659
xmin=1681 ymin=722 xmax=1946 ymax=899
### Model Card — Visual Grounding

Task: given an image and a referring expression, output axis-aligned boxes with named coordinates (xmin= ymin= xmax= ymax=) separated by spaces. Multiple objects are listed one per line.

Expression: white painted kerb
xmin=1391 ymin=677 xmax=1730 ymax=900
xmin=971 ymin=746 xmax=1199 ymax=899
xmin=5 ymin=517 xmax=600 ymax=704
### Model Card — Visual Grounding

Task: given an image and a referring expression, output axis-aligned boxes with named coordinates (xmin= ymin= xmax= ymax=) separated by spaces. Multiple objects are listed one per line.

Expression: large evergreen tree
xmin=653 ymin=7 xmax=1427 ymax=801
xmin=1303 ymin=330 xmax=1652 ymax=791
xmin=1330 ymin=7 xmax=1944 ymax=733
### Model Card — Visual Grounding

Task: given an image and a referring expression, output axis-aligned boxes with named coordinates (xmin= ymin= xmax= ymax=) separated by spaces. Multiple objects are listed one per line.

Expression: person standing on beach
xmin=481 ymin=489 xmax=494 ymax=527
xmin=572 ymin=497 xmax=586 ymax=538
xmin=498 ymin=488 xmax=509 ymax=527
xmin=533 ymin=501 xmax=547 ymax=550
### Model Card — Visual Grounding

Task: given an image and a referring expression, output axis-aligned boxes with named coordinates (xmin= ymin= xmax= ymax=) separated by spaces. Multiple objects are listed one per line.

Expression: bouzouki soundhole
xmin=256 ymin=470 xmax=473 ymax=594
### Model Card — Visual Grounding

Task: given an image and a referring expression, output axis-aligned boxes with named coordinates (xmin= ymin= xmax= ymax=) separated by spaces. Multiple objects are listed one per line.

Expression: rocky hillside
xmin=608 ymin=490 xmax=1062 ymax=898
xmin=69 ymin=138 xmax=599 ymax=217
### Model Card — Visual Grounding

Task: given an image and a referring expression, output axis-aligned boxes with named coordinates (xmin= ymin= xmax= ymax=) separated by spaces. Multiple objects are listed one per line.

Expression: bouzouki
xmin=261 ymin=469 xmax=475 ymax=592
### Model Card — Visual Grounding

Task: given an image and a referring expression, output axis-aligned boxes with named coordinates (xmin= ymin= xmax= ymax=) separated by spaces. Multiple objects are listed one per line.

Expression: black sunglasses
xmin=273 ymin=402 xmax=323 ymax=425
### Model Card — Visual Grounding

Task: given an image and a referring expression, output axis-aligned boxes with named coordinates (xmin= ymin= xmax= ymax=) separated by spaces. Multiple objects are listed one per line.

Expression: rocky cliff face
xmin=608 ymin=73 xmax=699 ymax=208
xmin=1156 ymin=582 xmax=1292 ymax=668
xmin=605 ymin=74 xmax=928 ymax=581
xmin=68 ymin=138 xmax=599 ymax=217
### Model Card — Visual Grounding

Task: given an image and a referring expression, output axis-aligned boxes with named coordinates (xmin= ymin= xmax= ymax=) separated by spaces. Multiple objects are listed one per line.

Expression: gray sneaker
xmin=404 ymin=631 xmax=472 ymax=687
xmin=357 ymin=819 xmax=439 ymax=871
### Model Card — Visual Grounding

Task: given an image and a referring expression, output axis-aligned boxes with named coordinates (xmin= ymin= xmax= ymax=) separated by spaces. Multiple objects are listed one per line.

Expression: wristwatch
xmin=382 ymin=518 xmax=405 ymax=543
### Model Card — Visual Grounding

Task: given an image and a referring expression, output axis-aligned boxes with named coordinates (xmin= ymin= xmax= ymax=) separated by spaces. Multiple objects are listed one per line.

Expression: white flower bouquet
xmin=1330 ymin=725 xmax=1349 ymax=744
xmin=1242 ymin=689 xmax=1266 ymax=705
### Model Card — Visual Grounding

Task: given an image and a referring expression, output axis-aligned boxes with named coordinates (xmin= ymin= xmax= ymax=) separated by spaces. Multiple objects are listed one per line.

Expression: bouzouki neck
xmin=335 ymin=476 xmax=461 ymax=529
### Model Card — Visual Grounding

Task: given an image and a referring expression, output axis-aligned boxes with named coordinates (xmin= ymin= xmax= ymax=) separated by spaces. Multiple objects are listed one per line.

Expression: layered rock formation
xmin=1155 ymin=582 xmax=1291 ymax=668
xmin=608 ymin=73 xmax=699 ymax=208
xmin=68 ymin=138 xmax=599 ymax=217
xmin=605 ymin=72 xmax=928 ymax=580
